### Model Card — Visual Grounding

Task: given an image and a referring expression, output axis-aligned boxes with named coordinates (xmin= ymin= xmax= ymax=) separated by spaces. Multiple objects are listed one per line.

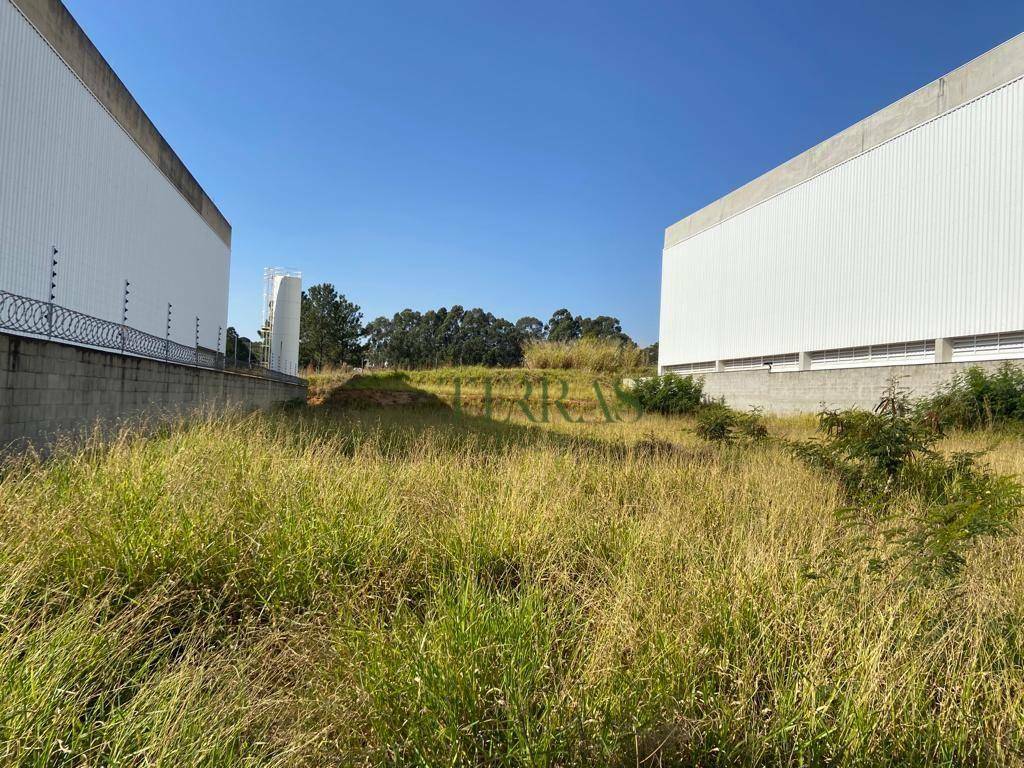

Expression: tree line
xmin=227 ymin=283 xmax=656 ymax=370
xmin=307 ymin=283 xmax=660 ymax=369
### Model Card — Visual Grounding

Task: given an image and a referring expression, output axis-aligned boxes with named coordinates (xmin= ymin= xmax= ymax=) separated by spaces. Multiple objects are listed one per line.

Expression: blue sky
xmin=64 ymin=1 xmax=1024 ymax=345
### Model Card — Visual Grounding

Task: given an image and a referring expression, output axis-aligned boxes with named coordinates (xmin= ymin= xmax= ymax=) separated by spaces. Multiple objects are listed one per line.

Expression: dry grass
xmin=522 ymin=337 xmax=650 ymax=373
xmin=1 ymin=369 xmax=1024 ymax=765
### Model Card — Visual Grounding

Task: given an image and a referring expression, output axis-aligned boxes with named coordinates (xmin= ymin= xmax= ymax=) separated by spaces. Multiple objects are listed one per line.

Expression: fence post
xmin=195 ymin=316 xmax=200 ymax=367
xmin=165 ymin=303 xmax=172 ymax=362
xmin=46 ymin=246 xmax=58 ymax=339
xmin=120 ymin=279 xmax=130 ymax=354
xmin=216 ymin=326 xmax=222 ymax=369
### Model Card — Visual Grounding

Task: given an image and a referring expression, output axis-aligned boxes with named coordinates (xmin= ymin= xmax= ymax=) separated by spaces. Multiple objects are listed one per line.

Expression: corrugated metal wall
xmin=659 ymin=74 xmax=1024 ymax=369
xmin=0 ymin=0 xmax=229 ymax=350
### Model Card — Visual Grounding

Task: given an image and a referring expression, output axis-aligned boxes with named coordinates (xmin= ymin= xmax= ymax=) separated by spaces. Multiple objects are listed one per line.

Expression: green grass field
xmin=2 ymin=369 xmax=1024 ymax=766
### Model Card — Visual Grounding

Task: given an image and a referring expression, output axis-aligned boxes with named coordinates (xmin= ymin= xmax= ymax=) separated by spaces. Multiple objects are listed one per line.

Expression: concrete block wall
xmin=699 ymin=360 xmax=1011 ymax=414
xmin=0 ymin=332 xmax=306 ymax=450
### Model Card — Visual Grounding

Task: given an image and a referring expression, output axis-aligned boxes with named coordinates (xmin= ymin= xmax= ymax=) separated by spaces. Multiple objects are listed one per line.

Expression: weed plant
xmin=794 ymin=381 xmax=1023 ymax=581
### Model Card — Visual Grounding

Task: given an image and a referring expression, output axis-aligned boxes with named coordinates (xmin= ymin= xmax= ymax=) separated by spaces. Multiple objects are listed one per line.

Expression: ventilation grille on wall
xmin=663 ymin=360 xmax=717 ymax=374
xmin=722 ymin=353 xmax=799 ymax=372
xmin=664 ymin=331 xmax=1024 ymax=374
xmin=951 ymin=331 xmax=1024 ymax=361
xmin=810 ymin=340 xmax=934 ymax=369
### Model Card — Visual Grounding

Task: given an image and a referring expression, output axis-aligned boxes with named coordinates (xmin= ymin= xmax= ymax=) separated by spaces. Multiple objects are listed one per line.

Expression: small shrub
xmin=894 ymin=451 xmax=1022 ymax=578
xmin=797 ymin=383 xmax=935 ymax=495
xmin=694 ymin=403 xmax=768 ymax=444
xmin=794 ymin=380 xmax=1023 ymax=581
xmin=633 ymin=374 xmax=704 ymax=415
xmin=695 ymin=403 xmax=736 ymax=442
xmin=735 ymin=408 xmax=769 ymax=442
xmin=631 ymin=432 xmax=679 ymax=458
xmin=916 ymin=363 xmax=1024 ymax=429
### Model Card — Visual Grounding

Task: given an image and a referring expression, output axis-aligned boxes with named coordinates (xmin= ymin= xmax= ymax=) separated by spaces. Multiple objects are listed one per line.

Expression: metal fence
xmin=0 ymin=288 xmax=303 ymax=386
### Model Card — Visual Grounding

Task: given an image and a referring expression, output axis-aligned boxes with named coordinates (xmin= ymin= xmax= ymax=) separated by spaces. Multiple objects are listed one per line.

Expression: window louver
xmin=809 ymin=340 xmax=934 ymax=369
xmin=951 ymin=331 xmax=1024 ymax=361
xmin=663 ymin=361 xmax=716 ymax=374
xmin=722 ymin=353 xmax=799 ymax=372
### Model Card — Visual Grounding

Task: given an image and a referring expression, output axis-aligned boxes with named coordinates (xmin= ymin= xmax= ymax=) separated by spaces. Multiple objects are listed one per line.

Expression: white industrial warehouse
xmin=0 ymin=0 xmax=300 ymax=375
xmin=659 ymin=32 xmax=1024 ymax=410
xmin=0 ymin=0 xmax=230 ymax=353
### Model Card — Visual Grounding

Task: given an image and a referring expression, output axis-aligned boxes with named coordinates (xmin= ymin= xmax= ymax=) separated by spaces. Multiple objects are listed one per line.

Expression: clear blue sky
xmin=64 ymin=0 xmax=1024 ymax=345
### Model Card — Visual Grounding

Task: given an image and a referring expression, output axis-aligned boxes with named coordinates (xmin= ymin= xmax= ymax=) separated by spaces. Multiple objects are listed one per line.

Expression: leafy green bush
xmin=896 ymin=452 xmax=1022 ymax=578
xmin=916 ymin=363 xmax=1024 ymax=429
xmin=633 ymin=374 xmax=704 ymax=415
xmin=695 ymin=403 xmax=735 ymax=442
xmin=694 ymin=404 xmax=768 ymax=444
xmin=794 ymin=380 xmax=1023 ymax=581
xmin=798 ymin=384 xmax=935 ymax=493
xmin=736 ymin=408 xmax=769 ymax=442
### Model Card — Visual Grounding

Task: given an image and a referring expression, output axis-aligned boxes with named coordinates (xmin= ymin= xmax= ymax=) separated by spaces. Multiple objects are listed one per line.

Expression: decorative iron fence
xmin=0 ymin=289 xmax=303 ymax=386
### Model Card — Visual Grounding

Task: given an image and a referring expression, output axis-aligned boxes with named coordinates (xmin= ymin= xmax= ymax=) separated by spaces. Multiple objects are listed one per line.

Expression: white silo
xmin=262 ymin=268 xmax=302 ymax=374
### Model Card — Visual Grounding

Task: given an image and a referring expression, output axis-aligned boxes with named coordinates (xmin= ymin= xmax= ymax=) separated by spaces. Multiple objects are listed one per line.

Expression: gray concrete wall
xmin=699 ymin=360 xmax=1010 ymax=414
xmin=8 ymin=0 xmax=231 ymax=246
xmin=664 ymin=32 xmax=1024 ymax=250
xmin=0 ymin=332 xmax=305 ymax=451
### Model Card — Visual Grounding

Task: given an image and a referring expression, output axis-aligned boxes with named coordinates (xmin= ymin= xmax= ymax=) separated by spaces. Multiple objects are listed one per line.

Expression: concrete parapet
xmin=664 ymin=32 xmax=1024 ymax=250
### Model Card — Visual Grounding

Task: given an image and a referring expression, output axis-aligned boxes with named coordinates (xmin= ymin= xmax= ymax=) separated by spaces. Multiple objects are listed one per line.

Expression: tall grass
xmin=522 ymin=337 xmax=649 ymax=373
xmin=0 ymin=373 xmax=1023 ymax=764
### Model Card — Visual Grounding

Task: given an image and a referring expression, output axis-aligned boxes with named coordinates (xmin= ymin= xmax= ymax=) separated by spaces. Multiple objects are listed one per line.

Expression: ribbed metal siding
xmin=659 ymin=74 xmax=1024 ymax=368
xmin=0 ymin=0 xmax=229 ymax=350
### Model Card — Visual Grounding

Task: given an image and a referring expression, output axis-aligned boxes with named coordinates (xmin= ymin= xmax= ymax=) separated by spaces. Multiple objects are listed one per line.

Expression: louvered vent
xmin=810 ymin=340 xmax=934 ymax=369
xmin=722 ymin=353 xmax=799 ymax=372
xmin=951 ymin=331 xmax=1024 ymax=361
xmin=663 ymin=361 xmax=716 ymax=374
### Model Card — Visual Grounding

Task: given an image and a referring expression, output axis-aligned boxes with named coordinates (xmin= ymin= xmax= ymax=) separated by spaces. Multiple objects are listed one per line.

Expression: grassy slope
xmin=1 ymin=368 xmax=1023 ymax=765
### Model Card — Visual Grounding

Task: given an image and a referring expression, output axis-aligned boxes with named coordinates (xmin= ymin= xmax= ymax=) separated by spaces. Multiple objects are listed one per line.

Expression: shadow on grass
xmin=296 ymin=372 xmax=707 ymax=465
xmin=313 ymin=372 xmax=448 ymax=408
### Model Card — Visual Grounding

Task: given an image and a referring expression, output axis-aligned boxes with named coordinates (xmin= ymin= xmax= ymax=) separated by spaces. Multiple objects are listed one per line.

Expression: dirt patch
xmin=310 ymin=387 xmax=445 ymax=409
